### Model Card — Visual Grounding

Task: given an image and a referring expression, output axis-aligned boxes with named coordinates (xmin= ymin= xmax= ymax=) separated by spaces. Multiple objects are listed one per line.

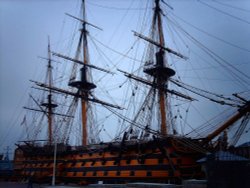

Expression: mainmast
xmin=144 ymin=0 xmax=175 ymax=135
xmin=41 ymin=37 xmax=58 ymax=145
xmin=81 ymin=0 xmax=90 ymax=146
xmin=68 ymin=0 xmax=96 ymax=146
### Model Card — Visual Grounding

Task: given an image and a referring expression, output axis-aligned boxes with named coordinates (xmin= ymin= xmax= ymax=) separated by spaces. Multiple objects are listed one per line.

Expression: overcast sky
xmin=0 ymin=0 xmax=250 ymax=157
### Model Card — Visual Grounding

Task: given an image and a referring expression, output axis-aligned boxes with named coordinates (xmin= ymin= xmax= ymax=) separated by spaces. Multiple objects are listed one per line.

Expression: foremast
xmin=34 ymin=23 xmax=121 ymax=146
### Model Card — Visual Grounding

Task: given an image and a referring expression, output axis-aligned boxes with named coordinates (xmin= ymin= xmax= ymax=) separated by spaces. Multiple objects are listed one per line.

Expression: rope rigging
xmin=230 ymin=112 xmax=250 ymax=146
xmin=212 ymin=0 xmax=250 ymax=13
xmin=87 ymin=1 xmax=153 ymax=11
xmin=170 ymin=78 xmax=244 ymax=107
xmin=198 ymin=0 xmax=250 ymax=25
xmin=166 ymin=15 xmax=250 ymax=88
xmin=168 ymin=12 xmax=250 ymax=53
xmin=9 ymin=0 xmax=249 ymax=150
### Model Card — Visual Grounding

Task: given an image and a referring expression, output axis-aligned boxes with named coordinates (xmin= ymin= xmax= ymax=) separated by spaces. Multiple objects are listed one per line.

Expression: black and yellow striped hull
xmin=13 ymin=137 xmax=204 ymax=184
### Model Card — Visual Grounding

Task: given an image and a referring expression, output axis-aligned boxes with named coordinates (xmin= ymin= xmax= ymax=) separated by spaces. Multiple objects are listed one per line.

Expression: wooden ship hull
xmin=14 ymin=101 xmax=249 ymax=184
xmin=14 ymin=137 xmax=204 ymax=184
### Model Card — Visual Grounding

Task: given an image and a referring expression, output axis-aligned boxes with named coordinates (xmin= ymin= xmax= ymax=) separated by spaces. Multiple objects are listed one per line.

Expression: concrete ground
xmin=0 ymin=181 xmax=43 ymax=188
xmin=0 ymin=181 xmax=83 ymax=188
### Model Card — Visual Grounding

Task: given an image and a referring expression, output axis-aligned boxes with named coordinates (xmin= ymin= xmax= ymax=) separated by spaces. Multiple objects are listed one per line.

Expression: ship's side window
xmin=130 ymin=171 xmax=135 ymax=176
xmin=147 ymin=171 xmax=152 ymax=177
xmin=168 ymin=169 xmax=174 ymax=176
xmin=138 ymin=158 xmax=145 ymax=164
xmin=177 ymin=159 xmax=182 ymax=164
xmin=158 ymin=158 xmax=163 ymax=164
xmin=91 ymin=160 xmax=96 ymax=166
xmin=116 ymin=171 xmax=121 ymax=176
xmin=104 ymin=171 xmax=108 ymax=176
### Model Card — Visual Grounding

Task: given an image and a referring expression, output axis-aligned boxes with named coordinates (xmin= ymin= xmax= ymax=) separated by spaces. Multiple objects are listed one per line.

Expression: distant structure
xmin=0 ymin=147 xmax=13 ymax=180
xmin=198 ymin=150 xmax=250 ymax=188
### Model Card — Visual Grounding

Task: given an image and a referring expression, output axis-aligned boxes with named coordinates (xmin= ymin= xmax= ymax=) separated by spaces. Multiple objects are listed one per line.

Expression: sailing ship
xmin=13 ymin=0 xmax=250 ymax=185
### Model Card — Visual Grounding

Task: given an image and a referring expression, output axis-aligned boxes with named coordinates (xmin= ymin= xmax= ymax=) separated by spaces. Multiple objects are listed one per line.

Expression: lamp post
xmin=52 ymin=141 xmax=57 ymax=186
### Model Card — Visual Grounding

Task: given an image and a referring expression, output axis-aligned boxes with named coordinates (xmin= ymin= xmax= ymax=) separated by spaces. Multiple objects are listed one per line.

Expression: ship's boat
xmin=13 ymin=0 xmax=250 ymax=185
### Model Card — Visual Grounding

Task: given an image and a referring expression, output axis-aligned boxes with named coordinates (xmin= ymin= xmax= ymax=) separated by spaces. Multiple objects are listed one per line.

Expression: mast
xmin=81 ymin=0 xmax=88 ymax=147
xmin=144 ymin=0 xmax=175 ymax=136
xmin=30 ymin=1 xmax=120 ymax=146
xmin=41 ymin=37 xmax=58 ymax=145
xmin=156 ymin=0 xmax=167 ymax=136
xmin=81 ymin=0 xmax=92 ymax=146
xmin=68 ymin=0 xmax=96 ymax=146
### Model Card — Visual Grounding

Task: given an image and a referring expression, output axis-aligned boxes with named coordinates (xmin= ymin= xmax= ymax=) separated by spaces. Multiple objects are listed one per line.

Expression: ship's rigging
xmin=24 ymin=0 xmax=123 ymax=146
xmin=4 ymin=0 xmax=248 ymax=149
xmin=2 ymin=0 xmax=249 ymax=184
